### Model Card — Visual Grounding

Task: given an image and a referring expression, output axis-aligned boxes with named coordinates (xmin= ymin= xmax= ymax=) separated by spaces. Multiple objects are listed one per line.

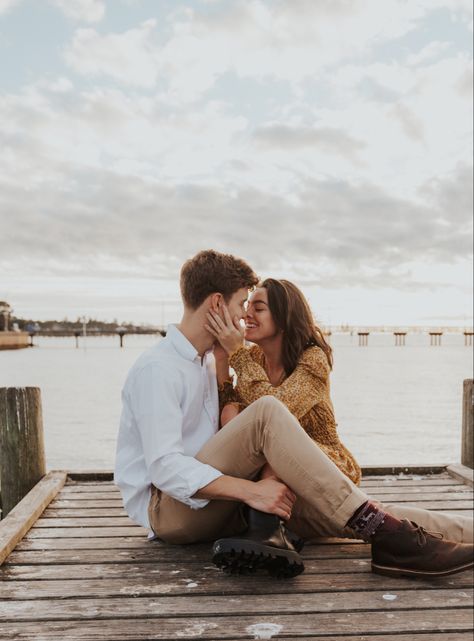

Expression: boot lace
xmin=413 ymin=524 xmax=444 ymax=547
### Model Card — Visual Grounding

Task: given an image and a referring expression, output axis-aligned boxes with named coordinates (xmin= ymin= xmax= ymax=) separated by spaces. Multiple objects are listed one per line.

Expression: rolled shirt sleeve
xmin=131 ymin=363 xmax=223 ymax=509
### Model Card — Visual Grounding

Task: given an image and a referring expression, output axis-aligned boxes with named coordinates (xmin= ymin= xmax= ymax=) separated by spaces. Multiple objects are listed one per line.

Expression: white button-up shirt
xmin=114 ymin=324 xmax=223 ymax=529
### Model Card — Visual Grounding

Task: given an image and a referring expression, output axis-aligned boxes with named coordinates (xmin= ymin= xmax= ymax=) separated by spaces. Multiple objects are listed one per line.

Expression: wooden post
xmin=394 ymin=332 xmax=407 ymax=346
xmin=0 ymin=388 xmax=46 ymax=518
xmin=116 ymin=327 xmax=126 ymax=348
xmin=461 ymin=379 xmax=473 ymax=469
xmin=358 ymin=332 xmax=369 ymax=346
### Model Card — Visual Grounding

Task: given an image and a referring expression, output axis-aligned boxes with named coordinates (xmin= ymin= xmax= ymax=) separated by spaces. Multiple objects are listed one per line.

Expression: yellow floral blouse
xmin=219 ymin=344 xmax=361 ymax=485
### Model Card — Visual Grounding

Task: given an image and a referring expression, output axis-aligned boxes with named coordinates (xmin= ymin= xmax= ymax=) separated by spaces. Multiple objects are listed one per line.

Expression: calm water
xmin=0 ymin=334 xmax=472 ymax=469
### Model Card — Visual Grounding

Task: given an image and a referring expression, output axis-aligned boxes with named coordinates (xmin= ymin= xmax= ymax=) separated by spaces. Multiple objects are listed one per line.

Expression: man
xmin=115 ymin=249 xmax=473 ymax=579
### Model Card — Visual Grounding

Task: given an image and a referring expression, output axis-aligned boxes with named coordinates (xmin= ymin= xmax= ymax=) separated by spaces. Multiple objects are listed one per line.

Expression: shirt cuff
xmin=179 ymin=465 xmax=224 ymax=510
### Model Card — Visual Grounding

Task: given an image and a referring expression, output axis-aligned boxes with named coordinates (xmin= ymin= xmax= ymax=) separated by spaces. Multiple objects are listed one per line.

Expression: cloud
xmin=65 ymin=20 xmax=158 ymax=87
xmin=60 ymin=0 xmax=471 ymax=100
xmin=0 ymin=141 xmax=471 ymax=290
xmin=50 ymin=0 xmax=105 ymax=23
xmin=390 ymin=103 xmax=425 ymax=143
xmin=0 ymin=0 xmax=471 ymax=313
xmin=253 ymin=125 xmax=365 ymax=160
xmin=0 ymin=0 xmax=20 ymax=15
xmin=0 ymin=0 xmax=105 ymax=20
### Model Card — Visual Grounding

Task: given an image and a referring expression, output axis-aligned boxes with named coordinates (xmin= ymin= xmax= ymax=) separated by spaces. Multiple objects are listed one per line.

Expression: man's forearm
xmin=193 ymin=475 xmax=255 ymax=503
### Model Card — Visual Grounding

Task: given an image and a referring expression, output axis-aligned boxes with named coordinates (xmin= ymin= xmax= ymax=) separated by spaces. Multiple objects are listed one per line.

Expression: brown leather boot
xmin=371 ymin=519 xmax=474 ymax=578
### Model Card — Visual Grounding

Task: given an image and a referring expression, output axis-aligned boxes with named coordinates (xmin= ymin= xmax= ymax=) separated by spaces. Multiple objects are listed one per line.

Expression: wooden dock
xmin=0 ymin=467 xmax=473 ymax=640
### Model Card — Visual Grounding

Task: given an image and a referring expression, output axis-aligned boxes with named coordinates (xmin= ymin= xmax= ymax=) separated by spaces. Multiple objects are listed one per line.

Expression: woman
xmin=212 ymin=278 xmax=361 ymax=485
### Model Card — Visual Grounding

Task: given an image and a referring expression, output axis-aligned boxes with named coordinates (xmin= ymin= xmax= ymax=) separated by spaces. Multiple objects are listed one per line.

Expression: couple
xmin=115 ymin=249 xmax=473 ymax=579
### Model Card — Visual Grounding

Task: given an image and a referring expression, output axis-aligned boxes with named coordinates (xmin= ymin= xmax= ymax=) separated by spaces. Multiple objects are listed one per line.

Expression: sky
xmin=0 ymin=0 xmax=472 ymax=327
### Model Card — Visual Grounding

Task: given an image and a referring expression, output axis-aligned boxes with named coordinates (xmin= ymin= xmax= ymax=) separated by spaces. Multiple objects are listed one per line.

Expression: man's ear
xmin=209 ymin=293 xmax=223 ymax=313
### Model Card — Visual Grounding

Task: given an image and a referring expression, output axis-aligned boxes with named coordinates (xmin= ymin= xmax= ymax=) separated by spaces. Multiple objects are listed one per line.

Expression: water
xmin=0 ymin=334 xmax=472 ymax=470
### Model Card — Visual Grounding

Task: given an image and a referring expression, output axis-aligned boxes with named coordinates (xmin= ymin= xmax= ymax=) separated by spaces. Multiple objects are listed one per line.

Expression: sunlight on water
xmin=0 ymin=333 xmax=472 ymax=470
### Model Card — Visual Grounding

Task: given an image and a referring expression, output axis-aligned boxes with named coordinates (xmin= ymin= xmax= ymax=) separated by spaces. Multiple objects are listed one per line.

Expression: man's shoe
xmin=371 ymin=519 xmax=474 ymax=578
xmin=212 ymin=508 xmax=304 ymax=578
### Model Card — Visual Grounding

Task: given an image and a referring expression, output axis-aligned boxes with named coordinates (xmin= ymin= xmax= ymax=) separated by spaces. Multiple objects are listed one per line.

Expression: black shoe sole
xmin=212 ymin=538 xmax=305 ymax=579
xmin=372 ymin=560 xmax=474 ymax=578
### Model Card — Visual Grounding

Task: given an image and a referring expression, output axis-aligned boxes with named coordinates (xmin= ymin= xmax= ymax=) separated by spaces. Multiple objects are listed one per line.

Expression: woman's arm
xmin=230 ymin=345 xmax=330 ymax=420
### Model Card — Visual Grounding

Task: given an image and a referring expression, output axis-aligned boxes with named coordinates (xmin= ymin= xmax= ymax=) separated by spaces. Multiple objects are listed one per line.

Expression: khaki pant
xmin=149 ymin=396 xmax=473 ymax=545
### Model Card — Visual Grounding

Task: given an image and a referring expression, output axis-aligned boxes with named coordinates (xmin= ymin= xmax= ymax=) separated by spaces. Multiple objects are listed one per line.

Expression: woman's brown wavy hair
xmin=259 ymin=278 xmax=333 ymax=375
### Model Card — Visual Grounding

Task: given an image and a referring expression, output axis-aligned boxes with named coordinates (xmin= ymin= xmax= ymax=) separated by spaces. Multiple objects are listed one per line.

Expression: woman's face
xmin=244 ymin=287 xmax=280 ymax=343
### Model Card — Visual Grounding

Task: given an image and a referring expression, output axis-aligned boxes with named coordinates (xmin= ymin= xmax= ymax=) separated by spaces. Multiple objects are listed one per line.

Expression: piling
xmin=116 ymin=327 xmax=127 ymax=348
xmin=462 ymin=379 xmax=473 ymax=469
xmin=358 ymin=332 xmax=369 ymax=346
xmin=0 ymin=388 xmax=46 ymax=518
xmin=394 ymin=332 xmax=407 ymax=346
xmin=464 ymin=332 xmax=474 ymax=347
xmin=429 ymin=332 xmax=442 ymax=346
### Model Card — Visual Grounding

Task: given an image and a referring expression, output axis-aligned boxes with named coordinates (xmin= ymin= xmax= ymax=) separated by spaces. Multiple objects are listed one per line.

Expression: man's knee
xmin=254 ymin=395 xmax=286 ymax=412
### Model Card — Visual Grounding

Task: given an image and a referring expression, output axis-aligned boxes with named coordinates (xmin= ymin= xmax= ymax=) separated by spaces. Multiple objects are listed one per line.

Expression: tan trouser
xmin=149 ymin=396 xmax=473 ymax=544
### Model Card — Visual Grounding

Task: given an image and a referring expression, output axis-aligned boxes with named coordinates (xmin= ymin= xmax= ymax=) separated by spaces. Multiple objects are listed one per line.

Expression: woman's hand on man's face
xmin=205 ymin=304 xmax=245 ymax=355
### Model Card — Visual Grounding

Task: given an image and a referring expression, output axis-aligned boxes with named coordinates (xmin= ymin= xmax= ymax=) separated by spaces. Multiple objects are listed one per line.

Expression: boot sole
xmin=212 ymin=538 xmax=304 ymax=579
xmin=372 ymin=560 xmax=474 ymax=578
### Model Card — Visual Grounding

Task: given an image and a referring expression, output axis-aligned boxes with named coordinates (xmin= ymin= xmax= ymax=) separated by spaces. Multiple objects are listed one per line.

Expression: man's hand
xmin=194 ymin=476 xmax=296 ymax=520
xmin=245 ymin=478 xmax=296 ymax=521
xmin=205 ymin=304 xmax=244 ymax=355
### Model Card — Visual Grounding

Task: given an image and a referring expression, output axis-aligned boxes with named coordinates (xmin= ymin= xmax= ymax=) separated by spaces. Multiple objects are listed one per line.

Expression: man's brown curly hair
xmin=180 ymin=250 xmax=258 ymax=309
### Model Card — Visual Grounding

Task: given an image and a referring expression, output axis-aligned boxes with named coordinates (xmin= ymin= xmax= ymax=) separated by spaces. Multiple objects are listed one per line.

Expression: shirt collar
xmin=166 ymin=324 xmax=200 ymax=362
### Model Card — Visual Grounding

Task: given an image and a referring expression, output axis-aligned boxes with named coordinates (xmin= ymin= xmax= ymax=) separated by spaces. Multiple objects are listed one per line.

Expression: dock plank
xmin=0 ymin=589 xmax=470 ymax=621
xmin=0 ymin=609 xmax=472 ymax=640
xmin=1 ymin=571 xmax=472 ymax=600
xmin=0 ymin=471 xmax=473 ymax=641
xmin=6 ymin=542 xmax=371 ymax=565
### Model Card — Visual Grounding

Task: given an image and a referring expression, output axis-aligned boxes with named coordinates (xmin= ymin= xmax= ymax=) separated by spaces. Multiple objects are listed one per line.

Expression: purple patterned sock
xmin=346 ymin=501 xmax=400 ymax=541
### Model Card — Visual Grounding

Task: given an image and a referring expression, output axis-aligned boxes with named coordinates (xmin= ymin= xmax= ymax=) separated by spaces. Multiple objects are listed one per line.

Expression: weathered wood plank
xmin=14 ymin=536 xmax=174 ymax=550
xmin=24 ymin=526 xmax=147 ymax=538
xmin=6 ymin=543 xmax=371 ymax=565
xmin=0 ymin=609 xmax=472 ymax=640
xmin=368 ymin=486 xmax=473 ymax=495
xmin=0 ymin=571 xmax=471 ymax=600
xmin=1 ymin=558 xmax=383 ymax=580
xmin=0 ymin=471 xmax=67 ymax=565
xmin=448 ymin=463 xmax=474 ymax=488
xmin=42 ymin=508 xmax=128 ymax=517
xmin=48 ymin=500 xmax=124 ymax=509
xmin=37 ymin=503 xmax=474 ymax=524
xmin=12 ymin=537 xmax=365 ymax=553
xmin=50 ymin=492 xmax=122 ymax=501
xmin=0 ymin=589 xmax=470 ymax=622
xmin=33 ymin=516 xmax=136 ymax=527
xmin=361 ymin=477 xmax=458 ymax=485
xmin=60 ymin=485 xmax=119 ymax=493
xmin=373 ymin=501 xmax=473 ymax=509
xmin=361 ymin=466 xmax=448 ymax=475
xmin=46 ymin=492 xmax=472 ymax=514
xmin=65 ymin=469 xmax=452 ymax=482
